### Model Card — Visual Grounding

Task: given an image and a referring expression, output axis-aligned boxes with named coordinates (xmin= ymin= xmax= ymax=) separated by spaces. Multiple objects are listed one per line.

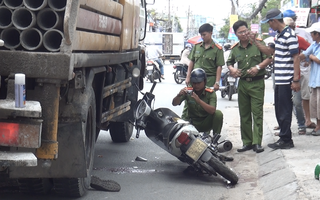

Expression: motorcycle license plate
xmin=186 ymin=139 xmax=207 ymax=161
xmin=227 ymin=77 xmax=235 ymax=82
xmin=146 ymin=66 xmax=154 ymax=70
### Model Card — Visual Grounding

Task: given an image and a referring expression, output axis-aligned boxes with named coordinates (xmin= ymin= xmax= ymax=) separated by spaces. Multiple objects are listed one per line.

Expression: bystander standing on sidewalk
xmin=247 ymin=8 xmax=300 ymax=149
xmin=299 ymin=22 xmax=320 ymax=136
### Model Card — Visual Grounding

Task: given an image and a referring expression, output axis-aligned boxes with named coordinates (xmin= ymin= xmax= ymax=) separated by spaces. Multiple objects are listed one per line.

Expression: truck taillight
xmin=0 ymin=121 xmax=42 ymax=148
xmin=0 ymin=122 xmax=19 ymax=146
xmin=177 ymin=131 xmax=191 ymax=145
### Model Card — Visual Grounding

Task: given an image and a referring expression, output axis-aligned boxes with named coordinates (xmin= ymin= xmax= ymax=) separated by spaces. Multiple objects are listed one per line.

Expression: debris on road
xmin=135 ymin=156 xmax=148 ymax=162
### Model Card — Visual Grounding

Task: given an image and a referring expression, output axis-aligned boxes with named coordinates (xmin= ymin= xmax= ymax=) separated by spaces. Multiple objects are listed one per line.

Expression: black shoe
xmin=267 ymin=139 xmax=294 ymax=150
xmin=253 ymin=144 xmax=264 ymax=153
xmin=237 ymin=145 xmax=253 ymax=152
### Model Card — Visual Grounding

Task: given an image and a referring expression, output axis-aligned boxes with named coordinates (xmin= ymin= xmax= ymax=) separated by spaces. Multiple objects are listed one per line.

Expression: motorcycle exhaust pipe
xmin=12 ymin=8 xmax=36 ymax=30
xmin=3 ymin=0 xmax=23 ymax=9
xmin=23 ymin=0 xmax=47 ymax=11
xmin=1 ymin=27 xmax=20 ymax=49
xmin=37 ymin=8 xmax=62 ymax=31
xmin=0 ymin=6 xmax=12 ymax=29
xmin=43 ymin=29 xmax=63 ymax=52
xmin=20 ymin=28 xmax=43 ymax=51
xmin=47 ymin=0 xmax=67 ymax=12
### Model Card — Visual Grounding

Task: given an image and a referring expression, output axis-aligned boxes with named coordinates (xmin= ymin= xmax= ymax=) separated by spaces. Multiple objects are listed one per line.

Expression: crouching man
xmin=172 ymin=68 xmax=223 ymax=134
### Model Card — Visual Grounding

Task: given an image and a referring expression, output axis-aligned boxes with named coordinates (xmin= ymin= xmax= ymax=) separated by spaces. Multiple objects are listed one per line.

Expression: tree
xmin=147 ymin=8 xmax=183 ymax=32
xmin=218 ymin=0 xmax=281 ymax=40
xmin=219 ymin=18 xmax=230 ymax=41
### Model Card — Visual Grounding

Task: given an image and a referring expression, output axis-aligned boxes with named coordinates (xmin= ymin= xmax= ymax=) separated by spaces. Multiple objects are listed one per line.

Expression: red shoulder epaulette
xmin=230 ymin=42 xmax=239 ymax=49
xmin=205 ymin=88 xmax=213 ymax=93
xmin=186 ymin=87 xmax=193 ymax=90
xmin=215 ymin=43 xmax=222 ymax=50
xmin=256 ymin=38 xmax=263 ymax=41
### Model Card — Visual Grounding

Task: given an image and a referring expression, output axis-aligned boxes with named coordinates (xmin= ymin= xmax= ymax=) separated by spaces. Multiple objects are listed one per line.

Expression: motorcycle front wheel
xmin=221 ymin=90 xmax=227 ymax=98
xmin=174 ymin=70 xmax=183 ymax=84
xmin=207 ymin=156 xmax=238 ymax=184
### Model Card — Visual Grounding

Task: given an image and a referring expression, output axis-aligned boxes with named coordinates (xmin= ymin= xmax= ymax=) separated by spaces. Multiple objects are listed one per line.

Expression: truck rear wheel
xmin=18 ymin=178 xmax=53 ymax=194
xmin=53 ymin=87 xmax=96 ymax=197
xmin=109 ymin=121 xmax=133 ymax=143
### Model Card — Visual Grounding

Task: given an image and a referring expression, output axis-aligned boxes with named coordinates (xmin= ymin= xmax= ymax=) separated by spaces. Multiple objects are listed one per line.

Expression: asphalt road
xmin=0 ymin=63 xmax=275 ymax=200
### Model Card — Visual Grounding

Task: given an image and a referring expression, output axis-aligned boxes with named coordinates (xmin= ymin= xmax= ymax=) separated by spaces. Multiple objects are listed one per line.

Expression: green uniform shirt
xmin=180 ymin=88 xmax=217 ymax=119
xmin=226 ymin=41 xmax=268 ymax=78
xmin=188 ymin=41 xmax=225 ymax=76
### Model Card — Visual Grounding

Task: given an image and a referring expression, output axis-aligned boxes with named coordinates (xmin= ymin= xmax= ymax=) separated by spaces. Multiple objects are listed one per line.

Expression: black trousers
xmin=275 ymin=84 xmax=293 ymax=142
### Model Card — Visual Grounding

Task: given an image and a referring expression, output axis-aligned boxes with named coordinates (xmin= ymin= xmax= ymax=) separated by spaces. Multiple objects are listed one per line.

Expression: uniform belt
xmin=240 ymin=75 xmax=264 ymax=82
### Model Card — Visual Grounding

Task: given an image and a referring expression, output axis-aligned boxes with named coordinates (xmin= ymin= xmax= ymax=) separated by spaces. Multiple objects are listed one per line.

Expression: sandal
xmin=306 ymin=122 xmax=316 ymax=129
xmin=273 ymin=126 xmax=280 ymax=130
xmin=298 ymin=128 xmax=306 ymax=135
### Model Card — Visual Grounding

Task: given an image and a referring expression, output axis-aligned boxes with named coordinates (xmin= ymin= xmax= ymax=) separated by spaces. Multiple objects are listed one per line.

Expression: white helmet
xmin=185 ymin=43 xmax=192 ymax=49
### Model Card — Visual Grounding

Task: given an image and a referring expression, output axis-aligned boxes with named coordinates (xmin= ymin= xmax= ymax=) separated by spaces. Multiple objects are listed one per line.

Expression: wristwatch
xmin=215 ymin=82 xmax=220 ymax=86
xmin=256 ymin=65 xmax=261 ymax=70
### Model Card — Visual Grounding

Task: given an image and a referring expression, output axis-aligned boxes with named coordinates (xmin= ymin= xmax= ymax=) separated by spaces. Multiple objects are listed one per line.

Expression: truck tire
xmin=109 ymin=121 xmax=133 ymax=143
xmin=53 ymin=87 xmax=96 ymax=197
xmin=18 ymin=178 xmax=53 ymax=194
xmin=207 ymin=156 xmax=238 ymax=184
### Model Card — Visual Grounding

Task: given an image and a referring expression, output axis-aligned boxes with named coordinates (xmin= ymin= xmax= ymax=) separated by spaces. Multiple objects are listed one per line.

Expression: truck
xmin=144 ymin=32 xmax=184 ymax=63
xmin=0 ymin=0 xmax=151 ymax=197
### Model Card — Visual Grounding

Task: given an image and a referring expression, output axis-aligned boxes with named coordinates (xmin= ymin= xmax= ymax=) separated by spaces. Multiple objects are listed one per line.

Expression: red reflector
xmin=173 ymin=65 xmax=177 ymax=69
xmin=147 ymin=61 xmax=153 ymax=64
xmin=0 ymin=122 xmax=19 ymax=145
xmin=177 ymin=132 xmax=190 ymax=145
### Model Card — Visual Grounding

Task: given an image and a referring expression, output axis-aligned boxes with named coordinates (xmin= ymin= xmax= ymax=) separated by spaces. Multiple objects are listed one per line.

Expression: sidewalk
xmin=224 ymin=104 xmax=320 ymax=200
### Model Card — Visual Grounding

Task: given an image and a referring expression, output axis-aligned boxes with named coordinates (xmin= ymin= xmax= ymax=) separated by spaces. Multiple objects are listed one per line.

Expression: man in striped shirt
xmin=247 ymin=8 xmax=300 ymax=149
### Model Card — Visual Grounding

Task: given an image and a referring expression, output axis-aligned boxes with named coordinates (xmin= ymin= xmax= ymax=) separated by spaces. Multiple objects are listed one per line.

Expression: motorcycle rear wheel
xmin=228 ymin=85 xmax=234 ymax=101
xmin=221 ymin=90 xmax=226 ymax=98
xmin=174 ymin=70 xmax=183 ymax=84
xmin=207 ymin=156 xmax=238 ymax=184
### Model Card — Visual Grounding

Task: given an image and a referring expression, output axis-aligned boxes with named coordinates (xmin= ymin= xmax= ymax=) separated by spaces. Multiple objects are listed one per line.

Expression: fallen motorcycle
xmin=134 ymin=82 xmax=238 ymax=184
xmin=172 ymin=63 xmax=188 ymax=84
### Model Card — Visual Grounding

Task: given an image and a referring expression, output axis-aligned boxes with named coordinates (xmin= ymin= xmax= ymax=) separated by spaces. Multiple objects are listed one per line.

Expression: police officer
xmin=182 ymin=23 xmax=225 ymax=120
xmin=172 ymin=68 xmax=223 ymax=134
xmin=227 ymin=20 xmax=272 ymax=153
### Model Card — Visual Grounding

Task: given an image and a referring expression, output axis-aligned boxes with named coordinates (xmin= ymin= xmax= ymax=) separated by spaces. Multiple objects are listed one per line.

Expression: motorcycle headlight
xmin=135 ymin=100 xmax=151 ymax=119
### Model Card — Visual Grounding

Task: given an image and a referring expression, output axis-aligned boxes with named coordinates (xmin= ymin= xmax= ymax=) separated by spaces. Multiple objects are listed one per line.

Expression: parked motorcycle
xmin=146 ymin=59 xmax=162 ymax=83
xmin=219 ymin=71 xmax=238 ymax=101
xmin=264 ymin=63 xmax=273 ymax=79
xmin=134 ymin=82 xmax=238 ymax=184
xmin=172 ymin=63 xmax=188 ymax=84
